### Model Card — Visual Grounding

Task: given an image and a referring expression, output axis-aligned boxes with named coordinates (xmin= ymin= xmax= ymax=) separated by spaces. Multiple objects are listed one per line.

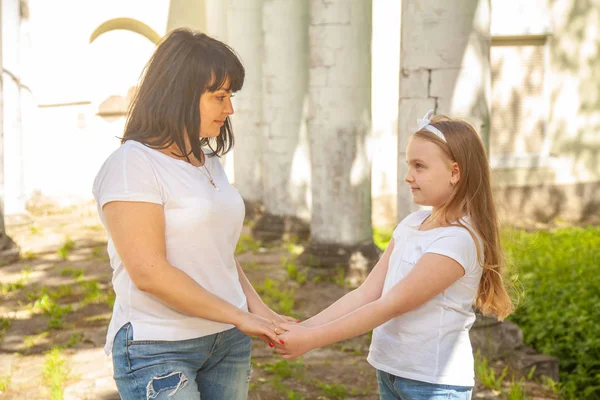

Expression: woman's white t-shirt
xmin=92 ymin=140 xmax=247 ymax=355
xmin=367 ymin=210 xmax=483 ymax=387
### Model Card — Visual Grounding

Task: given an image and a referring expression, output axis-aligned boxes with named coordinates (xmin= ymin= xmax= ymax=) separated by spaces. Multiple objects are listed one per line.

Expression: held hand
xmin=273 ymin=313 xmax=300 ymax=324
xmin=250 ymin=303 xmax=300 ymax=325
xmin=236 ymin=312 xmax=287 ymax=347
xmin=274 ymin=323 xmax=318 ymax=359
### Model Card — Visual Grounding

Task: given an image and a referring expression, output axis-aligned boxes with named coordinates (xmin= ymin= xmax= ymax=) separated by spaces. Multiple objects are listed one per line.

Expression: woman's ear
xmin=450 ymin=162 xmax=460 ymax=186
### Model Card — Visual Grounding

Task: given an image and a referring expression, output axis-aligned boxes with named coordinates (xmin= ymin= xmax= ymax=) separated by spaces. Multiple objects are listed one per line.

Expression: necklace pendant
xmin=210 ymin=180 xmax=220 ymax=192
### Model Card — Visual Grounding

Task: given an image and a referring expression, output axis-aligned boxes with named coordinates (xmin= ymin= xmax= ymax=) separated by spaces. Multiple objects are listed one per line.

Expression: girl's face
xmin=199 ymin=79 xmax=234 ymax=138
xmin=404 ymin=136 xmax=460 ymax=208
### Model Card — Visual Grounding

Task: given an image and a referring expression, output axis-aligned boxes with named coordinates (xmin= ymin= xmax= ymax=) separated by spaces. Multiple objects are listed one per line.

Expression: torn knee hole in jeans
xmin=146 ymin=371 xmax=188 ymax=399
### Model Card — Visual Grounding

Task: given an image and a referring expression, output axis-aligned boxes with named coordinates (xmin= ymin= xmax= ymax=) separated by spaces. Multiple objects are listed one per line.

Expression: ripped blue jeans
xmin=112 ymin=323 xmax=252 ymax=400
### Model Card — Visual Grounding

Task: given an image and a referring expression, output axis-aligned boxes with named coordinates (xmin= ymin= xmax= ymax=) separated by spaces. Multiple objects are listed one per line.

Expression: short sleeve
xmin=425 ymin=228 xmax=480 ymax=275
xmin=92 ymin=143 xmax=164 ymax=209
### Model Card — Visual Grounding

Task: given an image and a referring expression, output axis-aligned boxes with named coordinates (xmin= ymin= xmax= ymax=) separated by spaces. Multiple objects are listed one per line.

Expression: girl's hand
xmin=274 ymin=323 xmax=318 ymax=359
xmin=236 ymin=312 xmax=286 ymax=347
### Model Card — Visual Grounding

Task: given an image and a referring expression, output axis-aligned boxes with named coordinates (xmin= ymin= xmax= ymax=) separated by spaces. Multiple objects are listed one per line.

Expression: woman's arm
xmin=276 ymin=252 xmax=465 ymax=358
xmin=235 ymin=258 xmax=297 ymax=323
xmin=103 ymin=201 xmax=282 ymax=344
xmin=300 ymin=239 xmax=395 ymax=328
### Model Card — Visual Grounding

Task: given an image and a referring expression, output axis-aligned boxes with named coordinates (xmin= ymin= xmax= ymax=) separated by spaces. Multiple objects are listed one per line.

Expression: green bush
xmin=504 ymin=227 xmax=600 ymax=399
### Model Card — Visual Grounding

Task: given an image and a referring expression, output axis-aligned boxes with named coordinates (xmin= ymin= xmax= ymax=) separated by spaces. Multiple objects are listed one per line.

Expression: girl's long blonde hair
xmin=414 ymin=115 xmax=514 ymax=320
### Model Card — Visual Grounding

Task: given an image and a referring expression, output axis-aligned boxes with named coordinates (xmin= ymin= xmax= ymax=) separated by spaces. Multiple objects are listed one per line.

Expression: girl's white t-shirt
xmin=92 ymin=140 xmax=247 ymax=355
xmin=367 ymin=210 xmax=483 ymax=387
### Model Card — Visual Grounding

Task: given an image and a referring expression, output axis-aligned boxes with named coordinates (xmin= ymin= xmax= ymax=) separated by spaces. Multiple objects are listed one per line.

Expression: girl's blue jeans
xmin=112 ymin=323 xmax=251 ymax=400
xmin=377 ymin=370 xmax=472 ymax=400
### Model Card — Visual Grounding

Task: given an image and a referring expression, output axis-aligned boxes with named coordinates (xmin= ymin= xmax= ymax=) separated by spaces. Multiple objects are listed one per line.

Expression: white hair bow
xmin=416 ymin=109 xmax=446 ymax=142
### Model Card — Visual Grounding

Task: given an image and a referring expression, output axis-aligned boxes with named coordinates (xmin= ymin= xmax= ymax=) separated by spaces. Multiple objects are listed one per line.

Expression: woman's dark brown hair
xmin=122 ymin=28 xmax=245 ymax=162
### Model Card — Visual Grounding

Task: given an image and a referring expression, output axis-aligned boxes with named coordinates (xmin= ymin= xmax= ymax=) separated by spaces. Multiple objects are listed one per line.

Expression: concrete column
xmin=166 ymin=0 xmax=207 ymax=32
xmin=301 ymin=0 xmax=380 ymax=284
xmin=227 ymin=0 xmax=264 ymax=216
xmin=397 ymin=0 xmax=491 ymax=220
xmin=2 ymin=0 xmax=26 ymax=216
xmin=252 ymin=0 xmax=310 ymax=243
xmin=0 ymin=0 xmax=20 ymax=265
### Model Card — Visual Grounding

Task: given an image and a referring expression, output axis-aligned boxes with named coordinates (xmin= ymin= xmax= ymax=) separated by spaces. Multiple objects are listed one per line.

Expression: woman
xmin=93 ymin=28 xmax=288 ymax=399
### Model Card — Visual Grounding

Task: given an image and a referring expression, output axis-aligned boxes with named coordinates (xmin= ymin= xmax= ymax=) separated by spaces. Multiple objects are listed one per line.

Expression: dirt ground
xmin=0 ymin=206 xmax=559 ymax=399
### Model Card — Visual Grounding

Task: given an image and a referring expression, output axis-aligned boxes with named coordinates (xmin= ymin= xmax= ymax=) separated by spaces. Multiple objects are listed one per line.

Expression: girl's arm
xmin=103 ymin=201 xmax=282 ymax=344
xmin=300 ymin=239 xmax=395 ymax=328
xmin=276 ymin=251 xmax=465 ymax=358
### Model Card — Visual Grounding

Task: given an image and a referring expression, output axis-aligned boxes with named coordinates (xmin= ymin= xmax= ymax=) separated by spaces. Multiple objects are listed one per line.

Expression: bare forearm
xmin=139 ymin=262 xmax=246 ymax=325
xmin=312 ymin=297 xmax=397 ymax=348
xmin=302 ymin=289 xmax=373 ymax=327
xmin=235 ymin=259 xmax=268 ymax=314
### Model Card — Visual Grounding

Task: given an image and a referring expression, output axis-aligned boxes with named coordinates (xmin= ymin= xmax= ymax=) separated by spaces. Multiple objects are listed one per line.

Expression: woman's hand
xmin=274 ymin=323 xmax=318 ymax=359
xmin=271 ymin=312 xmax=299 ymax=324
xmin=235 ymin=312 xmax=287 ymax=347
xmin=249 ymin=303 xmax=299 ymax=325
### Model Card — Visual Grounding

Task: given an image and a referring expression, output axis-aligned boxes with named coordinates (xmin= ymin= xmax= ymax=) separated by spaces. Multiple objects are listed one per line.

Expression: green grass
xmin=56 ymin=236 xmax=76 ymax=260
xmin=256 ymin=359 xmax=306 ymax=398
xmin=31 ymin=294 xmax=73 ymax=330
xmin=0 ymin=317 xmax=12 ymax=331
xmin=285 ymin=258 xmax=307 ymax=285
xmin=0 ymin=317 xmax=12 ymax=341
xmin=22 ymin=251 xmax=38 ymax=260
xmin=255 ymin=278 xmax=296 ymax=316
xmin=43 ymin=347 xmax=69 ymax=400
xmin=475 ymin=351 xmax=532 ymax=399
xmin=475 ymin=350 xmax=508 ymax=391
xmin=506 ymin=378 xmax=528 ymax=400
xmin=373 ymin=227 xmax=393 ymax=251
xmin=64 ymin=332 xmax=83 ymax=348
xmin=0 ymin=373 xmax=11 ymax=392
xmin=235 ymin=234 xmax=262 ymax=254
xmin=90 ymin=246 xmax=109 ymax=261
xmin=60 ymin=268 xmax=84 ymax=279
xmin=0 ymin=269 xmax=30 ymax=295
xmin=0 ymin=280 xmax=25 ymax=295
xmin=23 ymin=331 xmax=50 ymax=350
xmin=333 ymin=267 xmax=346 ymax=287
xmin=314 ymin=380 xmax=348 ymax=399
xmin=263 ymin=359 xmax=305 ymax=380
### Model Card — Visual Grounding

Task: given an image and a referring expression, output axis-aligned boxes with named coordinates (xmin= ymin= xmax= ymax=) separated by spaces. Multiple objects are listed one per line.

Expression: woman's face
xmin=199 ymin=78 xmax=234 ymax=138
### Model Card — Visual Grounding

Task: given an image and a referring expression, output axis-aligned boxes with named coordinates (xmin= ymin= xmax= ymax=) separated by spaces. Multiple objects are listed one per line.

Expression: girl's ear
xmin=450 ymin=162 xmax=460 ymax=186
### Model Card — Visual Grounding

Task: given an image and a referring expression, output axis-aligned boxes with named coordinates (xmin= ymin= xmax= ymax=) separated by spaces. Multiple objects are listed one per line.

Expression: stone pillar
xmin=0 ymin=0 xmax=21 ymax=265
xmin=204 ymin=0 xmax=234 ymax=180
xmin=227 ymin=0 xmax=264 ymax=218
xmin=252 ymin=0 xmax=310 ymax=243
xmin=166 ymin=0 xmax=207 ymax=32
xmin=301 ymin=0 xmax=380 ymax=284
xmin=2 ymin=0 xmax=26 ymax=216
xmin=397 ymin=0 xmax=492 ymax=220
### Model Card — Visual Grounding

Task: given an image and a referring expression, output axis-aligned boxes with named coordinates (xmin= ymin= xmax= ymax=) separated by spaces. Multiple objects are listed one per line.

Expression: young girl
xmin=276 ymin=110 xmax=514 ymax=399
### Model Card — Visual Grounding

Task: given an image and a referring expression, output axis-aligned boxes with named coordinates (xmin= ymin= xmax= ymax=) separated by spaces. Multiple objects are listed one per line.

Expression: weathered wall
xmin=490 ymin=0 xmax=600 ymax=225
